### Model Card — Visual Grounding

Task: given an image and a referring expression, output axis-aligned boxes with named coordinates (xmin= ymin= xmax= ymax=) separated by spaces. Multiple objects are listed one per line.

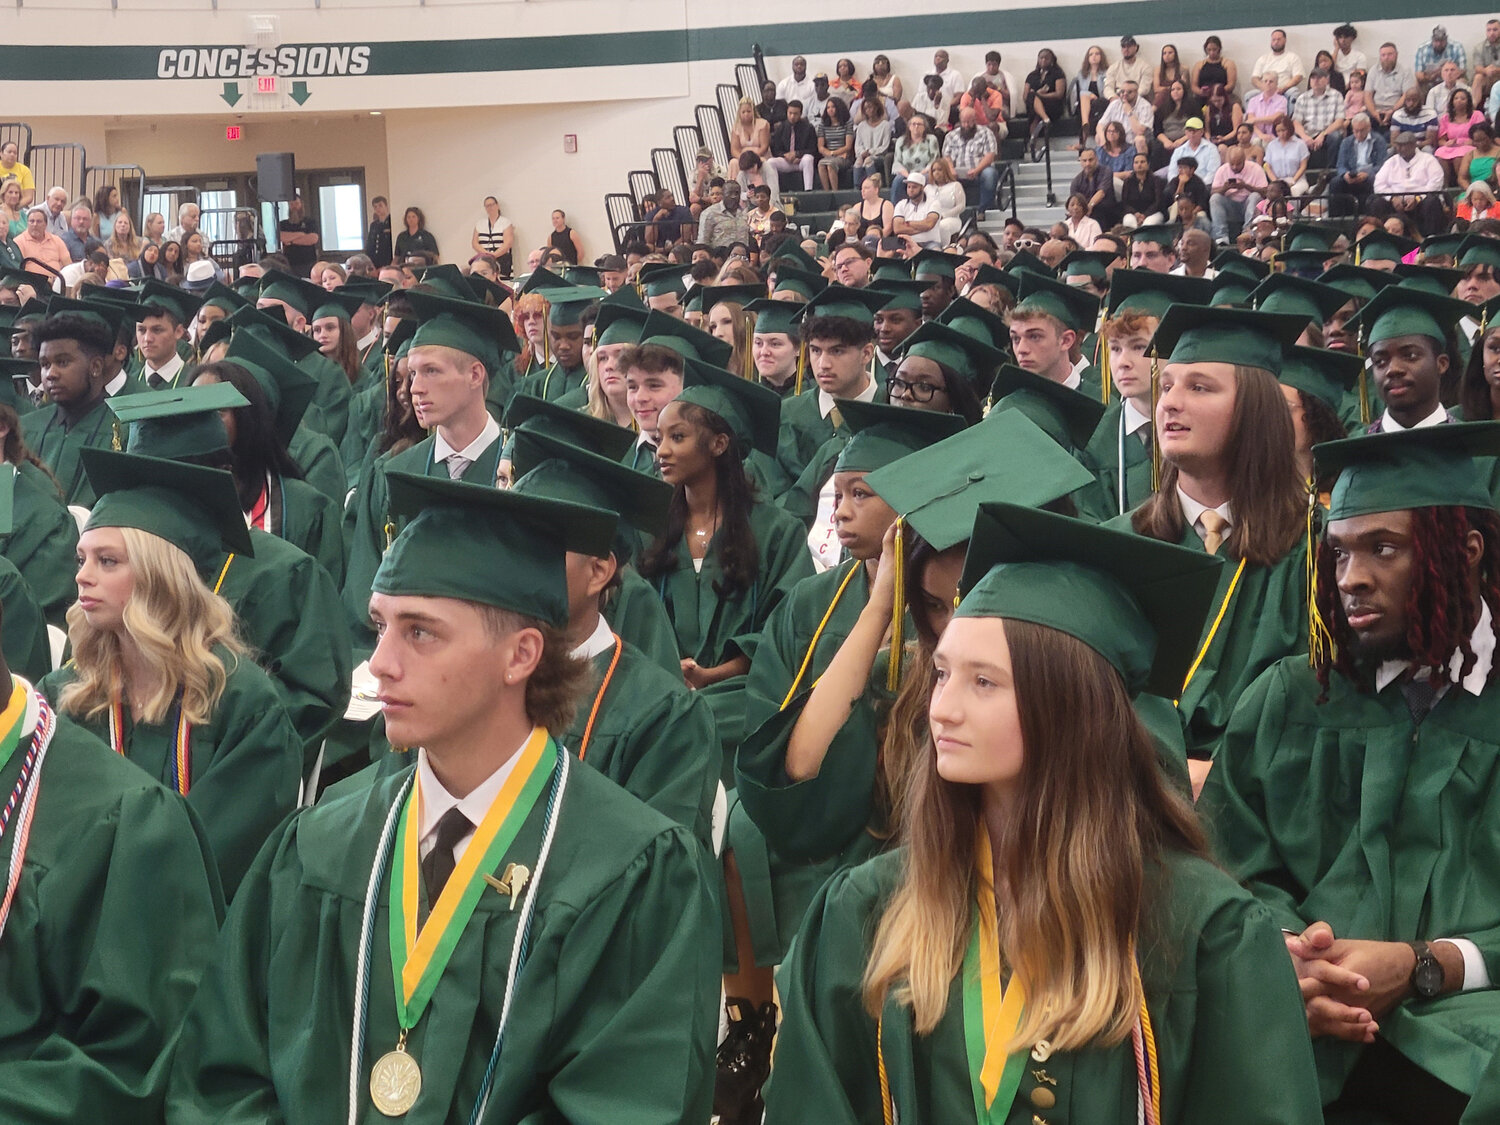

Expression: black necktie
xmin=146 ymin=372 xmax=166 ymax=391
xmin=1401 ymin=671 xmax=1441 ymax=724
xmin=420 ymin=808 xmax=473 ymax=905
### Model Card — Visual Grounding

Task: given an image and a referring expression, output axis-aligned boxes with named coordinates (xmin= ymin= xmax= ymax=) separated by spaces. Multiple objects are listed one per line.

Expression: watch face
xmin=1415 ymin=958 xmax=1444 ymax=997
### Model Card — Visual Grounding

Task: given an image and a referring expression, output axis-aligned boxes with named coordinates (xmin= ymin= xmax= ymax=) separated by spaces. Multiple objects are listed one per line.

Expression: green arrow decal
xmin=289 ymin=81 xmax=311 ymax=105
xmin=221 ymin=81 xmax=242 ymax=106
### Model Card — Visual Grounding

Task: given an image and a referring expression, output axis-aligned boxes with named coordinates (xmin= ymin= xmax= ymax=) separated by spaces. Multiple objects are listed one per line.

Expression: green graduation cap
xmin=990 ymin=364 xmax=1107 ymax=447
xmin=1346 ymin=284 xmax=1472 ymax=348
xmin=1250 ymin=273 xmax=1350 ymax=327
xmin=871 ymin=259 xmax=913 ymax=283
xmin=137 ymin=278 xmax=203 ymax=325
xmin=310 ymin=286 xmax=367 ymax=325
xmin=81 ymin=447 xmax=254 ymax=563
xmin=744 ymin=298 xmax=800 ymax=338
xmin=863 ymin=408 xmax=1096 ymax=551
xmin=0 ymin=358 xmax=36 ymax=408
xmin=1104 ymin=270 xmax=1213 ymax=319
xmin=199 ymin=281 xmax=250 ymax=315
xmin=699 ymin=283 xmax=767 ymax=315
xmin=675 ymin=360 xmax=781 ymax=457
xmin=1013 ymin=273 xmax=1099 ymax=333
xmin=404 ymin=288 xmax=517 ymax=372
xmin=640 ymin=309 xmax=733 ymax=368
xmin=1212 ymin=250 xmax=1271 ymax=282
xmin=110 ymin=383 xmax=247 ymax=460
xmin=1392 ymin=263 xmax=1465 ymax=299
xmin=1355 ymin=229 xmax=1419 ymax=265
xmin=794 ymin=283 xmax=890 ymax=327
xmin=868 ymin=278 xmax=929 ymax=314
xmin=1209 ymin=275 xmax=1255 ymax=307
xmin=1279 ymin=346 xmax=1365 ymax=415
xmin=13 ymin=299 xmax=48 ymax=327
xmin=466 ymin=275 xmax=514 ymax=308
xmin=1003 ymin=251 xmax=1055 ymax=280
xmin=968 ymin=263 xmax=1023 ymax=300
xmin=1316 ymin=422 xmax=1500 ymax=521
xmin=936 ymin=296 xmax=1010 ymax=350
xmin=340 ymin=278 xmax=394 ymax=307
xmin=681 ymin=284 xmax=708 ymax=317
xmin=1276 ymin=249 xmax=1343 ymax=279
xmin=956 ymin=501 xmax=1225 ymax=697
xmin=256 ymin=269 xmax=326 ymax=318
xmin=594 ymin=299 xmax=650 ymax=348
xmin=911 ymin=250 xmax=968 ymax=282
xmin=374 ymin=470 xmax=616 ymax=628
xmin=223 ymin=330 xmax=320 ymax=445
xmin=510 ymin=427 xmax=672 ymax=547
xmin=202 ymin=305 xmax=320 ymax=361
xmin=1284 ymin=222 xmax=1345 ymax=254
xmin=502 ymin=393 xmax=637 ymax=462
xmin=1419 ymin=232 xmax=1468 ymax=265
xmin=1057 ymin=250 xmax=1114 ymax=284
xmin=769 ymin=241 xmax=820 ymax=274
xmin=383 ymin=318 xmax=416 ymax=359
xmin=1319 ymin=264 xmax=1397 ymax=305
xmin=563 ymin=265 xmax=604 ymax=287
xmin=1149 ymin=304 xmax=1306 ymax=375
xmin=231 ymin=273 xmax=262 ymax=297
xmin=1457 ymin=235 xmax=1500 ymax=271
xmin=46 ymin=294 xmax=138 ymax=339
xmin=897 ymin=320 xmax=1005 ymax=396
xmin=516 ymin=268 xmax=574 ymax=298
xmin=1129 ymin=225 xmax=1178 ymax=250
xmin=637 ymin=263 xmax=689 ymax=300
xmin=771 ymin=265 xmax=827 ymax=301
xmin=546 ymin=286 xmax=608 ymax=326
xmin=832 ymin=399 xmax=966 ymax=475
xmin=0 ymin=269 xmax=57 ymax=297
xmin=411 ymin=263 xmax=478 ymax=301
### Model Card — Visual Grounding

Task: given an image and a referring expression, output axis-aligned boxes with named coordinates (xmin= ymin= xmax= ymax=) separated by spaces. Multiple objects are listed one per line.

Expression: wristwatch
xmin=1408 ymin=940 xmax=1445 ymax=999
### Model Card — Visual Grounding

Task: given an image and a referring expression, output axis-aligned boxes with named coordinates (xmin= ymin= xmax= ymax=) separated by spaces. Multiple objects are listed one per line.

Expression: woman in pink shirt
xmin=12 ymin=207 xmax=69 ymax=274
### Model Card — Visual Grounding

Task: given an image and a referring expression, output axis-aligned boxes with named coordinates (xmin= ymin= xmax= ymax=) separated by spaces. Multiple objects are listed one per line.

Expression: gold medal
xmin=370 ymin=1043 xmax=422 ymax=1117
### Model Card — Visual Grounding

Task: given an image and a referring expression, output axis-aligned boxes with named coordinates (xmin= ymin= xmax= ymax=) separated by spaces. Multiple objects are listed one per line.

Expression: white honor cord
xmin=472 ymin=750 xmax=571 ymax=1123
xmin=0 ymin=692 xmax=54 ymax=945
xmin=347 ymin=773 xmax=415 ymax=1125
xmin=1117 ymin=411 xmax=1128 ymax=516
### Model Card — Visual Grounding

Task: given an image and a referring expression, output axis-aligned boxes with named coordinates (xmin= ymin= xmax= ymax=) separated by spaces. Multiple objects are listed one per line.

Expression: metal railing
xmin=996 ymin=162 xmax=1019 ymax=220
xmin=694 ymin=104 xmax=730 ymax=174
xmin=84 ymin=163 xmax=148 ymax=233
xmin=651 ymin=146 xmax=687 ymax=207
xmin=27 ymin=142 xmax=86 ymax=205
xmin=716 ymin=82 xmax=743 ymax=135
xmin=0 ymin=123 xmax=31 ymax=171
xmin=734 ymin=63 xmax=762 ymax=103
xmin=627 ymin=169 xmax=660 ymax=211
xmin=604 ymin=192 xmax=645 ymax=254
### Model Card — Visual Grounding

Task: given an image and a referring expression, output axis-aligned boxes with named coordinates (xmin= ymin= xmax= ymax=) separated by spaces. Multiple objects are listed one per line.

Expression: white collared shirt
xmin=432 ymin=414 xmax=501 ymax=466
xmin=1061 ymin=360 xmax=1084 ymax=391
xmin=817 ymin=374 xmax=877 ymax=419
xmin=569 ymin=615 xmax=616 ymax=662
xmin=1122 ymin=398 xmax=1152 ymax=439
xmin=357 ymin=328 xmax=381 ymax=353
xmin=1177 ymin=485 xmax=1233 ymax=545
xmin=415 ymin=737 xmax=526 ymax=866
xmin=1379 ymin=403 xmax=1448 ymax=432
xmin=144 ymin=352 xmax=185 ymax=386
xmin=104 ymin=370 xmax=128 ymax=396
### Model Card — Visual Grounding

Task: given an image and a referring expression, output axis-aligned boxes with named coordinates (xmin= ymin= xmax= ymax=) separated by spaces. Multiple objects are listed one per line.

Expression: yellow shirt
xmin=0 ymin=161 xmax=34 ymax=192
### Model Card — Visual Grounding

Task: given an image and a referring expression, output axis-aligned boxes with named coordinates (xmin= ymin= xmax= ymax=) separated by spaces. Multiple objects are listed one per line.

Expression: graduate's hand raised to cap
xmin=868 ymin=520 xmax=901 ymax=619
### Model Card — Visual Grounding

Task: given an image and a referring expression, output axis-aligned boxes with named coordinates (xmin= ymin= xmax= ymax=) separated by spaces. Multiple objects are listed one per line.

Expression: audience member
xmin=942 ymin=106 xmax=1000 ymax=214
xmin=0 ymin=141 xmax=33 ymax=208
xmin=890 ymin=114 xmax=939 ymax=201
xmin=471 ymin=195 xmax=513 ymax=276
xmin=974 ymin=50 xmax=1016 ymax=105
xmin=892 ymin=173 xmax=942 ymax=249
xmin=91 ymin=184 xmax=122 ymax=240
xmin=1164 ymin=155 xmax=1209 ymax=217
xmin=869 ymin=54 xmax=903 ymax=103
xmin=1074 ymin=45 xmax=1110 ymax=135
xmin=1106 ymin=34 xmax=1154 ymax=99
xmin=393 ymin=205 xmax=439 ymax=261
xmin=1120 ymin=150 xmax=1166 ymax=226
xmin=1424 ymin=60 xmax=1472 ymax=116
xmin=275 ymin=196 xmax=320 ymax=278
xmin=829 ymin=58 xmax=859 ymax=104
xmin=852 ymin=97 xmax=892 ymax=186
xmin=1098 ymin=79 xmax=1154 ymax=154
xmin=16 ymin=207 xmax=69 ymax=274
xmin=1210 ymin=145 xmax=1269 ymax=243
xmin=732 ymin=96 xmax=773 ymax=166
xmin=1372 ymin=130 xmax=1447 ymax=234
xmin=932 ymin=48 xmax=967 ymax=106
xmin=165 ymin=202 xmax=199 ymax=245
xmin=926 ymin=157 xmax=968 ymax=241
xmin=1475 ymin=19 xmax=1500 ymax=105
xmin=1246 ymin=73 xmax=1291 ymax=143
xmin=647 ymin=188 xmax=694 ymax=249
xmin=1193 ymin=35 xmax=1239 ymax=98
xmin=1369 ymin=43 xmax=1416 ymax=125
xmin=1392 ymin=87 xmax=1441 ymax=151
xmin=1292 ymin=68 xmax=1348 ymax=167
xmin=1253 ymin=29 xmax=1307 ymax=102
xmin=816 ymin=98 xmax=854 ymax=190
xmin=769 ymin=100 xmax=818 ymax=191
xmin=1435 ymin=88 xmax=1486 ymax=180
xmin=1415 ymin=24 xmax=1467 ymax=91
xmin=777 ymin=56 xmax=816 ymax=109
xmin=1331 ymin=23 xmax=1368 ymax=77
xmin=360 ymin=195 xmax=391 ymax=267
xmin=1262 ymin=116 xmax=1310 ymax=194
xmin=909 ymin=73 xmax=950 ymax=133
xmin=757 ymin=81 xmax=788 ymax=128
xmin=1332 ymin=111 xmax=1387 ymax=209
xmin=1169 ymin=116 xmax=1221 ymax=181
xmin=1460 ymin=121 xmax=1500 ymax=190
xmin=41 ymin=187 xmax=69 ymax=238
xmin=547 ymin=209 xmax=583 ymax=264
xmin=959 ymin=76 xmax=1008 ymax=142
xmin=1024 ymin=48 xmax=1067 ymax=137
xmin=698 ymin=180 xmax=751 ymax=248
xmin=1071 ymin=146 xmax=1119 ymax=228
xmin=737 ymin=151 xmax=780 ymax=209
xmin=1172 ymin=226 xmax=1216 ymax=274
xmin=1095 ymin=120 xmax=1135 ymax=175
xmin=1063 ymin=193 xmax=1102 ymax=248
xmin=1459 ymin=178 xmax=1500 ymax=221
xmin=60 ymin=204 xmax=102 ymax=263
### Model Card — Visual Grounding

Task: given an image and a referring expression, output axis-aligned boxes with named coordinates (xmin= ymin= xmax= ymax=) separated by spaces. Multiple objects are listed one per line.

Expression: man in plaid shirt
xmin=941 ymin=106 xmax=1000 ymax=213
xmin=1292 ymin=68 xmax=1347 ymax=168
xmin=1415 ymin=25 xmax=1467 ymax=93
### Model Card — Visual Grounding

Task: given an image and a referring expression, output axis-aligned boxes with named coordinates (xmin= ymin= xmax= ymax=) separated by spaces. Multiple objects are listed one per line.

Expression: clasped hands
xmin=1285 ymin=922 xmax=1418 ymax=1043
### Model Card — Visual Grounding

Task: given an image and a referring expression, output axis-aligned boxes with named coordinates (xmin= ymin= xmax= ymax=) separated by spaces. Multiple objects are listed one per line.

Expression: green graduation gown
xmin=513 ymin=362 xmax=586 ymax=405
xmin=214 ymin=530 xmax=354 ymax=756
xmin=165 ymin=757 xmax=720 ymax=1125
xmin=1082 ymin=402 xmax=1154 ymax=523
xmin=21 ymin=396 xmax=115 ymax=507
xmin=1202 ymin=654 xmax=1500 ymax=1100
xmin=340 ymin=382 xmax=386 ymax=491
xmin=765 ymin=849 xmax=1323 ymax=1125
xmin=41 ymin=647 xmax=303 ymax=899
xmin=603 ymin=568 xmax=685 ymax=679
xmin=776 ymin=388 xmax=837 ymax=483
xmin=0 ymin=554 xmax=52 ymax=683
xmin=298 ymin=351 xmax=353 ymax=446
xmin=1 ymin=686 xmax=223 ymax=1124
xmin=263 ymin=474 xmax=347 ymax=588
xmin=288 ymin=424 xmax=348 ymax=505
xmin=3 ymin=463 xmax=79 ymax=626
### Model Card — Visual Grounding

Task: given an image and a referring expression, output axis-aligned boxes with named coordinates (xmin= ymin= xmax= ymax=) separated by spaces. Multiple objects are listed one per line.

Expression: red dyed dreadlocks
xmin=1314 ymin=506 xmax=1500 ymax=699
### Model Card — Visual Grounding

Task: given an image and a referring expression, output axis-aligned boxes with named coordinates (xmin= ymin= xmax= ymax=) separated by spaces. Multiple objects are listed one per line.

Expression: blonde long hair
xmin=862 ymin=620 xmax=1206 ymax=1052
xmin=61 ymin=527 xmax=244 ymax=726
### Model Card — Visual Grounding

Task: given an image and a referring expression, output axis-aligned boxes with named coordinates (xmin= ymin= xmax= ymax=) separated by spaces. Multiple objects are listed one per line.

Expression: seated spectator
xmin=852 ymin=96 xmax=892 ymax=186
xmin=829 ymin=58 xmax=859 ymax=104
xmin=909 ymin=73 xmax=950 ymax=135
xmin=1252 ymin=29 xmax=1306 ymax=102
xmin=1172 ymin=226 xmax=1216 ymax=273
xmin=1314 ymin=51 xmax=1347 ymax=95
xmin=1476 ymin=19 xmax=1500 ymax=106
xmin=1292 ymin=67 xmax=1347 ymax=168
xmin=1168 ymin=116 xmax=1221 ymax=182
xmin=1106 ymin=34 xmax=1154 ymax=99
xmin=1344 ymin=67 xmax=1377 ymax=124
xmin=105 ymin=212 xmax=143 ymax=260
xmin=165 ymin=201 xmax=198 ymax=246
xmin=1369 ymin=43 xmax=1415 ymax=126
xmin=698 ymin=180 xmax=751 ymax=247
xmin=0 ymin=141 xmax=33 ymax=208
xmin=1415 ymin=24 xmax=1466 ymax=92
xmin=60 ymin=203 xmax=102 ymax=263
xmin=816 ymin=97 xmax=854 ymax=190
xmin=1371 ymin=130 xmax=1448 ymax=235
xmin=975 ymin=50 xmax=1016 ymax=104
xmin=0 ymin=177 xmax=24 ymax=237
xmin=737 ymin=151 xmax=781 ymax=208
xmin=942 ymin=107 xmax=1000 ymax=213
xmin=647 ymin=188 xmax=694 ymax=249
xmin=687 ymin=146 xmax=715 ymax=214
xmin=926 ymin=157 xmax=968 ymax=242
xmin=848 ymin=80 xmax=900 ymax=132
xmin=731 ymin=96 xmax=772 ymax=165
xmin=777 ymin=55 xmax=816 ymax=109
xmin=1332 ymin=112 xmax=1387 ymax=210
xmin=1154 ymin=43 xmax=1188 ymax=107
xmin=1073 ymin=45 xmax=1110 ymax=137
xmin=757 ymin=81 xmax=787 ymax=127
xmin=1163 ymin=155 xmax=1210 ymax=218
xmin=91 ymin=184 xmax=122 ymax=240
xmin=1202 ymin=83 xmax=1242 ymax=148
xmin=1425 ymin=59 xmax=1472 ymax=115
xmin=1153 ymin=80 xmax=1202 ymax=165
xmin=1095 ymin=121 xmax=1136 ymax=176
xmin=1210 ymin=145 xmax=1269 ymax=243
xmin=1120 ymin=150 xmax=1166 ymax=226
xmin=1193 ymin=35 xmax=1239 ymax=99
xmin=1097 ymin=79 xmax=1154 ymax=155
xmin=1458 ymin=178 xmax=1500 ymax=221
xmin=869 ymin=53 xmax=903 ymax=103
xmin=1024 ymin=48 xmax=1067 ymax=141
xmin=1071 ymin=146 xmax=1120 ymax=229
xmin=892 ymin=173 xmax=942 ymax=249
xmin=1460 ymin=121 xmax=1500 ymax=190
xmin=1391 ymin=87 xmax=1440 ymax=151
xmin=744 ymin=182 xmax=779 ymax=245
xmin=1434 ymin=87 xmax=1485 ymax=180
xmin=1263 ymin=116 xmax=1311 ymax=194
xmin=930 ymin=48 xmax=966 ymax=107
xmin=850 ymin=173 xmax=893 ymax=239
xmin=807 ymin=73 xmax=835 ymax=129
xmin=769 ymin=102 xmax=817 ymax=192
xmin=15 ymin=206 xmax=69 ymax=273
xmin=1332 ymin=23 xmax=1367 ymax=77
xmin=1245 ymin=73 xmax=1290 ymax=143
xmin=960 ymin=76 xmax=1009 ymax=143
xmin=1174 ymin=192 xmax=1213 ymax=237
xmin=1063 ymin=193 xmax=1102 ymax=248
xmin=890 ymin=113 xmax=939 ymax=202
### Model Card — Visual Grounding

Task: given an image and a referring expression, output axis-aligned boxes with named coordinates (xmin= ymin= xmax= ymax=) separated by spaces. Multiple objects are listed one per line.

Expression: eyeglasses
xmin=888 ymin=376 xmax=944 ymax=403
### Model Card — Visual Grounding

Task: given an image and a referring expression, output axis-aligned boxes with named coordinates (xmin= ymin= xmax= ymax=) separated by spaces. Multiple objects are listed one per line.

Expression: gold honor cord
xmin=779 ymin=560 xmax=862 ymax=710
xmin=1306 ymin=485 xmax=1334 ymax=668
xmin=1177 ymin=557 xmax=1247 ymax=704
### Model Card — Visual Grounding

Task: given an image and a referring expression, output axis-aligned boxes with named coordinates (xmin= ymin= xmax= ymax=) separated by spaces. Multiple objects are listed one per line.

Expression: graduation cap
xmin=411 ymin=264 xmax=477 ymax=301
xmin=1346 ymin=285 xmax=1472 ymax=348
xmin=1279 ymin=346 xmax=1364 ymax=415
xmin=680 ymin=284 xmax=708 ymax=318
xmin=676 ymin=361 xmax=781 ymax=457
xmin=0 ymin=268 xmax=58 ymax=297
xmin=744 ymin=298 xmax=800 ymax=338
xmin=1013 ymin=273 xmax=1099 ymax=334
xmin=219 ymin=331 xmax=321 ymax=446
xmin=502 ymin=393 xmax=637 ymax=462
xmin=896 ymin=320 xmax=1005 ymax=397
xmin=863 ymin=409 xmax=1096 ymax=551
xmin=310 ymin=286 xmax=367 ymax=324
xmin=137 ymin=277 xmax=203 ymax=325
xmin=1249 ymin=274 xmax=1350 ymax=327
xmin=81 ymin=448 xmax=254 ymax=564
xmin=1129 ymin=226 xmax=1178 ymax=251
xmin=563 ymin=264 xmax=604 ymax=287
xmin=509 ymin=427 xmax=673 ymax=545
xmin=1149 ymin=304 xmax=1306 ymax=376
xmin=699 ymin=284 xmax=767 ymax=314
xmin=593 ymin=299 xmax=651 ymax=348
xmin=0 ymin=358 xmax=37 ymax=408
xmin=1209 ymin=275 xmax=1255 ymax=307
xmin=231 ymin=273 xmax=262 ymax=297
xmin=871 ymin=259 xmax=913 ymax=283
xmin=770 ymin=265 xmax=827 ymax=301
xmin=1104 ymin=270 xmax=1212 ymax=320
xmin=212 ymin=304 xmax=320 ymax=361
xmin=374 ymin=470 xmax=616 ymax=628
xmin=968 ymin=263 xmax=1022 ymax=300
xmin=868 ymin=278 xmax=929 ymax=314
xmin=989 ymin=364 xmax=1106 ymax=448
xmin=546 ymin=286 xmax=608 ymax=326
xmin=340 ymin=278 xmax=395 ymax=307
xmin=405 ymin=288 xmax=517 ymax=372
xmin=794 ymin=284 xmax=890 ymax=328
xmin=911 ymin=250 xmax=968 ymax=283
xmin=1457 ymin=235 xmax=1500 ymax=272
xmin=1419 ymin=232 xmax=1468 ymax=264
xmin=832 ymin=399 xmax=966 ymax=475
xmin=110 ymin=383 xmax=246 ymax=460
xmin=1284 ymin=222 xmax=1345 ymax=253
xmin=516 ymin=269 xmax=574 ymax=298
xmin=769 ymin=241 xmax=821 ymax=273
xmin=1212 ymin=250 xmax=1270 ymax=282
xmin=1057 ymin=250 xmax=1114 ymax=285
xmin=45 ymin=294 xmax=138 ymax=339
xmin=383 ymin=318 xmax=417 ymax=359
xmin=13 ymin=299 xmax=48 ymax=327
xmin=1392 ymin=264 xmax=1465 ymax=299
xmin=936 ymin=296 xmax=1010 ymax=350
xmin=199 ymin=281 xmax=250 ymax=315
xmin=256 ymin=269 xmax=325 ymax=319
xmin=639 ymin=309 xmax=733 ymax=368
xmin=637 ymin=263 xmax=689 ymax=300
xmin=1276 ymin=249 xmax=1343 ymax=280
xmin=1319 ymin=264 xmax=1397 ymax=305
xmin=1316 ymin=422 xmax=1500 ymax=521
xmin=1355 ymin=229 xmax=1418 ymax=265
xmin=957 ymin=501 xmax=1225 ymax=697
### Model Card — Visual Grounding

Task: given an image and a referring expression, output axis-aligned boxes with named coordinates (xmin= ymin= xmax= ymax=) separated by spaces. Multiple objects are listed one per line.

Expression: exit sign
xmin=257 ymin=75 xmax=277 ymax=94
xmin=225 ymin=125 xmax=243 ymax=141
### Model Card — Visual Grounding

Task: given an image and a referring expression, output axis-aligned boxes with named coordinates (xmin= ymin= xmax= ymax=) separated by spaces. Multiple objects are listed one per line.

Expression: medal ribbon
xmin=962 ymin=828 xmax=1027 ymax=1124
xmin=388 ymin=727 xmax=556 ymax=1033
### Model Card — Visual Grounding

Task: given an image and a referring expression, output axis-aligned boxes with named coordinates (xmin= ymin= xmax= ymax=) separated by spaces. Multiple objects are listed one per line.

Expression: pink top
xmin=1437 ymin=110 xmax=1485 ymax=149
xmin=1343 ymin=90 xmax=1365 ymax=120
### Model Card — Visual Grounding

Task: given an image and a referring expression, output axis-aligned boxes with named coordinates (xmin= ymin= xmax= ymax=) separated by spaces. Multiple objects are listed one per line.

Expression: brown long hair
xmin=863 ymin=619 xmax=1207 ymax=1049
xmin=1131 ymin=364 xmax=1304 ymax=565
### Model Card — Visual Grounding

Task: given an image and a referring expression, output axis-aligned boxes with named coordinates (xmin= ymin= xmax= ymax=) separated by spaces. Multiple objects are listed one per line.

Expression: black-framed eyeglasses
xmin=888 ymin=376 xmax=943 ymax=403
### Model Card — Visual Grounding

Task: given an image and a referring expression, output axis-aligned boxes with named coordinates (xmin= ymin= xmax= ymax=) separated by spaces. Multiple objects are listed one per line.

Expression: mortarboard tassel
xmin=1306 ymin=486 xmax=1333 ymax=668
xmin=887 ymin=517 xmax=905 ymax=693
xmin=794 ymin=339 xmax=807 ymax=396
xmin=1149 ymin=346 xmax=1163 ymax=492
xmin=1099 ymin=333 xmax=1113 ymax=404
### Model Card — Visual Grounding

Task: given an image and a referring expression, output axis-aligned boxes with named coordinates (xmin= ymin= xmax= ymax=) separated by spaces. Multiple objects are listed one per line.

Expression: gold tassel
xmin=1149 ymin=347 xmax=1163 ymax=492
xmin=1099 ymin=333 xmax=1113 ymax=404
xmin=1353 ymin=243 xmax=1362 ymax=267
xmin=887 ymin=517 xmax=905 ymax=693
xmin=794 ymin=339 xmax=807 ymax=396
xmin=111 ymin=420 xmax=123 ymax=451
xmin=1357 ymin=338 xmax=1371 ymax=425
xmin=1305 ymin=484 xmax=1333 ymax=668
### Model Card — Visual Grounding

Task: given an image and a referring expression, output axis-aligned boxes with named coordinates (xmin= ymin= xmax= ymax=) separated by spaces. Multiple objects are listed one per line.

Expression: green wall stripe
xmin=0 ymin=4 xmax=1492 ymax=83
